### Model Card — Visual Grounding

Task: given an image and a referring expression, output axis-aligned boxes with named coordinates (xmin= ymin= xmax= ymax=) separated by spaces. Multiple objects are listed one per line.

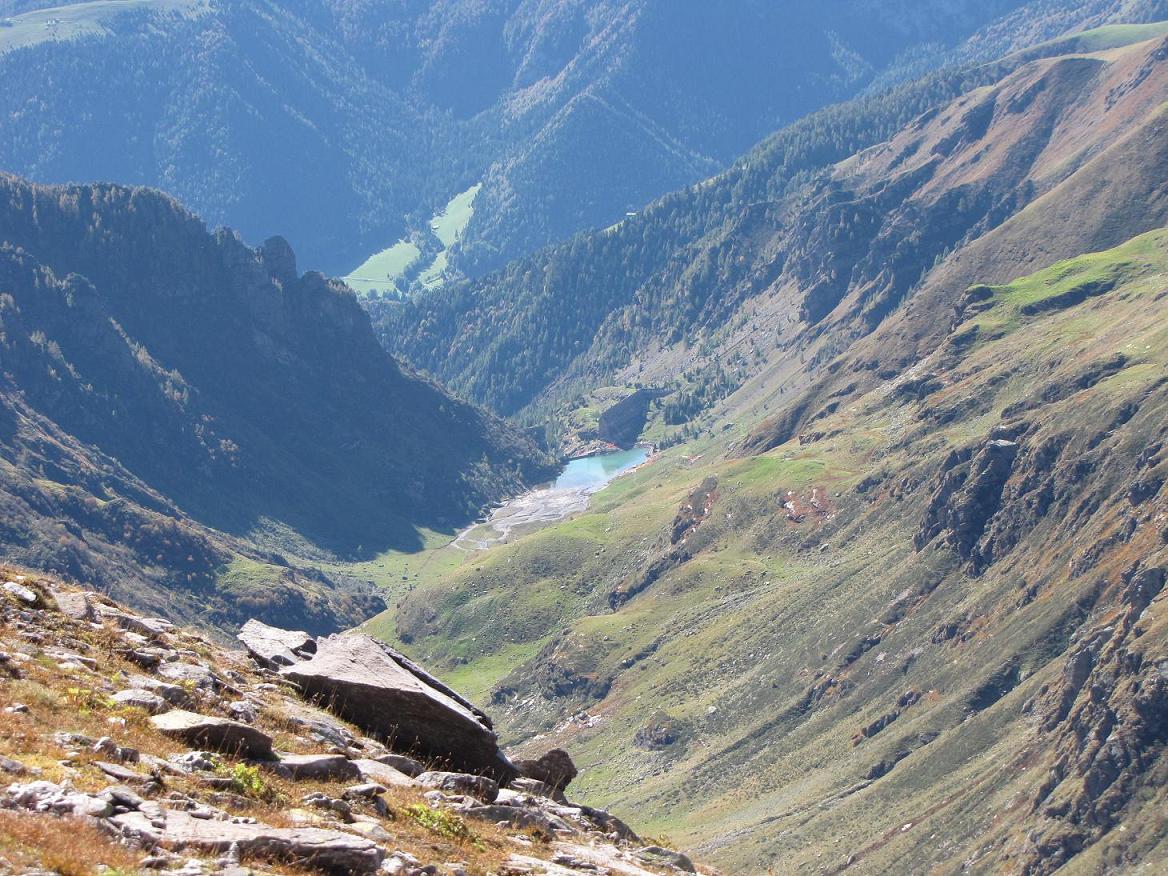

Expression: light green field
xmin=416 ymin=183 xmax=480 ymax=289
xmin=0 ymin=0 xmax=205 ymax=54
xmin=1020 ymin=20 xmax=1168 ymax=60
xmin=343 ymin=240 xmax=421 ymax=295
xmin=1066 ymin=21 xmax=1168 ymax=51
xmin=429 ymin=184 xmax=481 ymax=248
xmin=417 ymin=250 xmax=448 ymax=289
xmin=344 ymin=183 xmax=480 ymax=296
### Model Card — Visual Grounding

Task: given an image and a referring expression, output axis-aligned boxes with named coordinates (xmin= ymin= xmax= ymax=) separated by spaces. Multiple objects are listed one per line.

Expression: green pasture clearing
xmin=343 ymin=240 xmax=421 ymax=295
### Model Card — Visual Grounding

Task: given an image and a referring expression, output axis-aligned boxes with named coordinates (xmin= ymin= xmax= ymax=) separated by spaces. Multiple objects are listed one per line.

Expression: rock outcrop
xmin=281 ymin=633 xmax=516 ymax=781
xmin=513 ymin=749 xmax=579 ymax=798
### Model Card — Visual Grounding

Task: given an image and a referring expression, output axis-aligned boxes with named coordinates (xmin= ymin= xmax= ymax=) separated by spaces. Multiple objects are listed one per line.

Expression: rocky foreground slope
xmin=0 ymin=565 xmax=698 ymax=876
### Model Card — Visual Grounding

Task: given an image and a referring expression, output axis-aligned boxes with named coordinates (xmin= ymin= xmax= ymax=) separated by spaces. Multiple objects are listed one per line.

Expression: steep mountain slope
xmin=0 ymin=175 xmax=552 ymax=634
xmin=364 ymin=33 xmax=1168 ymax=874
xmin=0 ymin=0 xmax=1135 ymax=276
xmin=378 ymin=22 xmax=1168 ymax=442
xmin=370 ymin=226 xmax=1168 ymax=876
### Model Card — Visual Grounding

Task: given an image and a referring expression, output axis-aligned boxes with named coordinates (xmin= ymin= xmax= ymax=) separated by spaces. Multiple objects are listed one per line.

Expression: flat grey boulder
xmin=2 ymin=580 xmax=39 ymax=606
xmin=50 ymin=589 xmax=96 ymax=621
xmin=238 ymin=619 xmax=317 ymax=668
xmin=113 ymin=809 xmax=383 ymax=874
xmin=150 ymin=710 xmax=273 ymax=759
xmin=463 ymin=803 xmax=572 ymax=834
xmin=275 ymin=753 xmax=360 ymax=782
xmin=111 ymin=688 xmax=170 ymax=715
xmin=373 ymin=753 xmax=424 ymax=777
xmin=351 ymin=759 xmax=419 ymax=789
xmin=127 ymin=674 xmax=189 ymax=705
xmin=281 ymin=634 xmax=515 ymax=781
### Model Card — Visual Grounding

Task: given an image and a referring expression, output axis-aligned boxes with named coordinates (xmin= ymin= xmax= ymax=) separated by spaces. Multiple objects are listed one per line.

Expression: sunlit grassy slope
xmin=368 ymin=228 xmax=1168 ymax=873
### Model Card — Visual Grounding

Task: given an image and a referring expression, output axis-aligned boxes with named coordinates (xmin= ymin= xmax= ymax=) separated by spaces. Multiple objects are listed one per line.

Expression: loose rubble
xmin=0 ymin=568 xmax=705 ymax=875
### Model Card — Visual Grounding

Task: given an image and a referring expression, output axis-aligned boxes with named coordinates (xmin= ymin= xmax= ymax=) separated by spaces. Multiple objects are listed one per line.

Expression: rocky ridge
xmin=0 ymin=566 xmax=700 ymax=876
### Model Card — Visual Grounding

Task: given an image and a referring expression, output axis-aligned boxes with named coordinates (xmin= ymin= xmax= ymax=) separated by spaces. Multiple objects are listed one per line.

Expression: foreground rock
xmin=416 ymin=770 xmax=499 ymax=802
xmin=114 ymin=808 xmax=384 ymax=874
xmin=282 ymin=633 xmax=515 ymax=781
xmin=150 ymin=710 xmax=274 ymax=758
xmin=0 ymin=572 xmax=702 ymax=875
xmin=238 ymin=618 xmax=317 ymax=668
xmin=275 ymin=752 xmax=360 ymax=781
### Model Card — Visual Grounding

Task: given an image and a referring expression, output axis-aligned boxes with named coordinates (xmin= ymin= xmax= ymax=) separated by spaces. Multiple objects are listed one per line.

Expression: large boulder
xmin=281 ymin=634 xmax=515 ymax=781
xmin=512 ymin=749 xmax=578 ymax=797
xmin=238 ymin=619 xmax=317 ymax=668
xmin=150 ymin=710 xmax=273 ymax=759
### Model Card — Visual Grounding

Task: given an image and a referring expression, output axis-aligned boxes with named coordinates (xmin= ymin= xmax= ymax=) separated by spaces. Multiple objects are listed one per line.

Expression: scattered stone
xmin=634 ymin=846 xmax=696 ymax=872
xmin=227 ymin=700 xmax=258 ymax=723
xmin=302 ymin=791 xmax=353 ymax=820
xmin=45 ymin=648 xmax=97 ymax=670
xmin=352 ymin=758 xmax=420 ymax=788
xmin=112 ymin=688 xmax=171 ymax=715
xmin=416 ymin=771 xmax=499 ymax=803
xmin=282 ymin=634 xmax=515 ymax=781
xmin=0 ymin=755 xmax=30 ymax=775
xmin=238 ymin=619 xmax=317 ymax=668
xmin=509 ymin=777 xmax=555 ymax=798
xmin=343 ymin=783 xmax=387 ymax=799
xmin=112 ymin=808 xmax=384 ymax=873
xmin=151 ymin=710 xmax=274 ymax=759
xmin=49 ymin=589 xmax=96 ymax=621
xmin=374 ymin=753 xmax=425 ymax=777
xmin=3 ymin=581 xmax=39 ymax=605
xmin=99 ymin=608 xmax=172 ymax=638
xmin=347 ymin=818 xmax=394 ymax=843
xmin=95 ymin=760 xmax=155 ymax=786
xmin=168 ymin=751 xmax=220 ymax=773
xmin=4 ymin=780 xmax=114 ymax=818
xmin=276 ymin=753 xmax=360 ymax=782
xmin=93 ymin=736 xmax=139 ymax=763
xmin=157 ymin=662 xmax=221 ymax=691
xmin=462 ymin=804 xmax=572 ymax=834
xmin=127 ymin=674 xmax=189 ymax=705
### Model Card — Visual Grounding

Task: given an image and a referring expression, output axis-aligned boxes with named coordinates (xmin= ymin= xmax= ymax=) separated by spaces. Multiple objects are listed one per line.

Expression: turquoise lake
xmin=553 ymin=446 xmax=650 ymax=491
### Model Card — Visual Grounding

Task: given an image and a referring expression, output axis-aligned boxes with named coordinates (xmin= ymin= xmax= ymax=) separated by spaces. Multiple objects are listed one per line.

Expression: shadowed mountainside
xmin=0 ymin=175 xmax=553 ymax=634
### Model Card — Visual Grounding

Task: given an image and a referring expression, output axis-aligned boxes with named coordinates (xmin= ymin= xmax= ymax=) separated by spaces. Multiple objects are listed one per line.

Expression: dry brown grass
xmin=0 ymin=811 xmax=140 ymax=875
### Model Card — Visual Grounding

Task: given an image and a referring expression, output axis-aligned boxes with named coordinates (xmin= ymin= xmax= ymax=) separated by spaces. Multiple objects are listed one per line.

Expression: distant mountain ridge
xmin=0 ymin=174 xmax=553 ymax=634
xmin=0 ymin=0 xmax=1139 ymax=279
xmin=377 ymin=17 xmax=1168 ymax=444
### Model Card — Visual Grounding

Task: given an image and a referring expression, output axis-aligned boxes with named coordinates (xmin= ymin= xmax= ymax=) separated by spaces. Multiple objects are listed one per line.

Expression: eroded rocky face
xmin=0 ymin=569 xmax=698 ymax=876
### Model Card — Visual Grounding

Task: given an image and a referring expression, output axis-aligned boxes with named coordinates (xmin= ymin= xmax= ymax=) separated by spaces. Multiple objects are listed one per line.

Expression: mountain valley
xmin=1 ymin=3 xmax=1168 ymax=875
